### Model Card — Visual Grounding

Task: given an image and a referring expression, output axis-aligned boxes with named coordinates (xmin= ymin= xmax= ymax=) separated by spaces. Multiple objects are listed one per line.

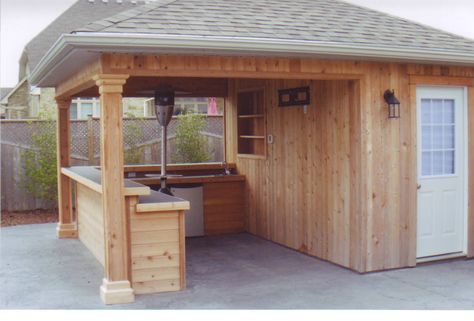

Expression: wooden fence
xmin=1 ymin=116 xmax=224 ymax=211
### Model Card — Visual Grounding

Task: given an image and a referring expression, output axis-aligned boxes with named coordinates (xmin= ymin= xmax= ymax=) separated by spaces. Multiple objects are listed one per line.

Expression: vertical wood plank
xmin=55 ymin=98 xmax=76 ymax=238
xmin=359 ymin=75 xmax=372 ymax=272
xmin=468 ymin=86 xmax=474 ymax=257
xmin=178 ymin=211 xmax=186 ymax=289
xmin=225 ymin=80 xmax=238 ymax=163
xmin=407 ymin=83 xmax=418 ymax=266
xmin=126 ymin=196 xmax=138 ymax=282
xmin=349 ymin=79 xmax=363 ymax=271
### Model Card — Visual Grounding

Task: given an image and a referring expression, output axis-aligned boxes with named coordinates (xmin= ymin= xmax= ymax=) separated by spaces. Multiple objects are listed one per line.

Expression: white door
xmin=417 ymin=86 xmax=466 ymax=259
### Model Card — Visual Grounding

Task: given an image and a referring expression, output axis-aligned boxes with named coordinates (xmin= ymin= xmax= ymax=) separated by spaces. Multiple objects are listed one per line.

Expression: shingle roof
xmin=22 ymin=0 xmax=148 ymax=74
xmin=75 ymin=0 xmax=474 ymax=53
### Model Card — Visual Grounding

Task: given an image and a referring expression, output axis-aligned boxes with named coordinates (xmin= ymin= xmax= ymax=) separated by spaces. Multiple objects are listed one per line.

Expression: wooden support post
xmin=56 ymin=98 xmax=77 ymax=238
xmin=94 ymin=74 xmax=134 ymax=305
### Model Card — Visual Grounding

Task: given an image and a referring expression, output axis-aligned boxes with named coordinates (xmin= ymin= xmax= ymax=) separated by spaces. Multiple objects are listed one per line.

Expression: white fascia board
xmin=30 ymin=33 xmax=474 ymax=86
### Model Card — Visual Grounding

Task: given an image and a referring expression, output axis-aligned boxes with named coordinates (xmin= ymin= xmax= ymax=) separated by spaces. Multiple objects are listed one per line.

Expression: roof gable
xmin=75 ymin=0 xmax=474 ymax=53
xmin=0 ymin=88 xmax=14 ymax=101
xmin=0 ymin=77 xmax=27 ymax=104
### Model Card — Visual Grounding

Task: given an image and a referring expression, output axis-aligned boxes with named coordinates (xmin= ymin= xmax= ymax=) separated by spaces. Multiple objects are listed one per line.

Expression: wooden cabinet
xmin=203 ymin=181 xmax=245 ymax=235
xmin=130 ymin=168 xmax=247 ymax=236
xmin=237 ymin=89 xmax=266 ymax=158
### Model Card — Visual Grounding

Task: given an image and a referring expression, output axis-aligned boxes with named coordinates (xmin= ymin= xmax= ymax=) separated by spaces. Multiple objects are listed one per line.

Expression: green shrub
xmin=20 ymin=112 xmax=58 ymax=201
xmin=172 ymin=113 xmax=210 ymax=163
xmin=123 ymin=117 xmax=144 ymax=165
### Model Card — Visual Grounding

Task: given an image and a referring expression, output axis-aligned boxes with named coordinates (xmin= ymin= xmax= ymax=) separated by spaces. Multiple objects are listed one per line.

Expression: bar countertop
xmin=61 ymin=166 xmax=192 ymax=213
xmin=61 ymin=166 xmax=150 ymax=196
xmin=137 ymin=190 xmax=190 ymax=212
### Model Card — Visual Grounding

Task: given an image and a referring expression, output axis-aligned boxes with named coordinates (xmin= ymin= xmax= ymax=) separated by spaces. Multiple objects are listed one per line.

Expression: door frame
xmin=415 ymin=85 xmax=469 ymax=260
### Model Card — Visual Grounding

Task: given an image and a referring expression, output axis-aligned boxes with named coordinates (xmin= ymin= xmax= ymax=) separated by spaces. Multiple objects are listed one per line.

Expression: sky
xmin=1 ymin=0 xmax=474 ymax=88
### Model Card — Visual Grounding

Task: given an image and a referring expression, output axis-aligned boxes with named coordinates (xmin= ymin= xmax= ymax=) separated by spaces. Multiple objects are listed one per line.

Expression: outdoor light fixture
xmin=384 ymin=89 xmax=400 ymax=119
xmin=154 ymin=87 xmax=175 ymax=195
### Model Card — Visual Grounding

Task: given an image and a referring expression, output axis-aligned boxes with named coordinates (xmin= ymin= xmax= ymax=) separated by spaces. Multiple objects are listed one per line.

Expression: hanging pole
xmin=160 ymin=124 xmax=171 ymax=194
xmin=154 ymin=87 xmax=174 ymax=195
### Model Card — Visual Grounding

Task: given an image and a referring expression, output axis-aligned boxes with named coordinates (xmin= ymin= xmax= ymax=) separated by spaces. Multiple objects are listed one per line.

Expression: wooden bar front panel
xmin=76 ymin=183 xmax=105 ymax=266
xmin=203 ymin=181 xmax=246 ymax=235
xmin=130 ymin=210 xmax=185 ymax=294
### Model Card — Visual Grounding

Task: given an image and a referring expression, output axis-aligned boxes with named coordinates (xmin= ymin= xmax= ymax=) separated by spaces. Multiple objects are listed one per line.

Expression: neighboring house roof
xmin=0 ymin=77 xmax=27 ymax=105
xmin=76 ymin=0 xmax=474 ymax=54
xmin=20 ymin=0 xmax=148 ymax=78
xmin=0 ymin=87 xmax=12 ymax=115
xmin=0 ymin=88 xmax=13 ymax=101
xmin=31 ymin=0 xmax=474 ymax=86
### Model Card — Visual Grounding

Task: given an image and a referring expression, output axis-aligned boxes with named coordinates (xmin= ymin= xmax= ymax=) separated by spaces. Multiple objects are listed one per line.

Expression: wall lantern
xmin=383 ymin=89 xmax=400 ymax=119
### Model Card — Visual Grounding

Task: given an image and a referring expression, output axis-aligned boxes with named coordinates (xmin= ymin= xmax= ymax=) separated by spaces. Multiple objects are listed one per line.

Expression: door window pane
xmin=443 ymin=99 xmax=455 ymax=123
xmin=421 ymin=99 xmax=431 ymax=124
xmin=432 ymin=125 xmax=443 ymax=149
xmin=444 ymin=151 xmax=455 ymax=174
xmin=420 ymin=98 xmax=456 ymax=177
xmin=432 ymin=99 xmax=443 ymax=123
xmin=443 ymin=125 xmax=454 ymax=149
xmin=432 ymin=151 xmax=444 ymax=175
xmin=422 ymin=152 xmax=432 ymax=176
xmin=422 ymin=126 xmax=431 ymax=149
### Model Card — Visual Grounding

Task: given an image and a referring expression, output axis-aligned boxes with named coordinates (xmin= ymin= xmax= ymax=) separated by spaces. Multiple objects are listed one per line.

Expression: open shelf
xmin=237 ymin=89 xmax=265 ymax=157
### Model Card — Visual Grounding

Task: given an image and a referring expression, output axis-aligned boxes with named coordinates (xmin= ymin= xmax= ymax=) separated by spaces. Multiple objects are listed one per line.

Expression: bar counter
xmin=61 ymin=166 xmax=190 ymax=302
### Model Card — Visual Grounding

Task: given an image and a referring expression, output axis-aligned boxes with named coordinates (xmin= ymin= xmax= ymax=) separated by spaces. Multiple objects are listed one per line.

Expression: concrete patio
xmin=1 ymin=223 xmax=473 ymax=309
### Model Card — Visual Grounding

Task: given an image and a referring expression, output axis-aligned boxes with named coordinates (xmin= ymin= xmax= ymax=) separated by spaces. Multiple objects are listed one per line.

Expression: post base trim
xmin=100 ymin=278 xmax=135 ymax=305
xmin=56 ymin=223 xmax=78 ymax=238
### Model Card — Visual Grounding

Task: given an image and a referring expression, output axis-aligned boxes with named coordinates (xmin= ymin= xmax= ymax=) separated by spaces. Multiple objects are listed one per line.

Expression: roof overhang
xmin=30 ymin=33 xmax=474 ymax=87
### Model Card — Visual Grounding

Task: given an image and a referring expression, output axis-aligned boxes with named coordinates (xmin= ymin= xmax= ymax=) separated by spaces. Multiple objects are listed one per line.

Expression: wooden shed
xmin=29 ymin=0 xmax=474 ymax=304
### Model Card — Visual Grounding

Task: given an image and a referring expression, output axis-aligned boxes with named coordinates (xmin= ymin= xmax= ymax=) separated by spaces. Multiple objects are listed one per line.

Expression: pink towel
xmin=207 ymin=97 xmax=218 ymax=115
